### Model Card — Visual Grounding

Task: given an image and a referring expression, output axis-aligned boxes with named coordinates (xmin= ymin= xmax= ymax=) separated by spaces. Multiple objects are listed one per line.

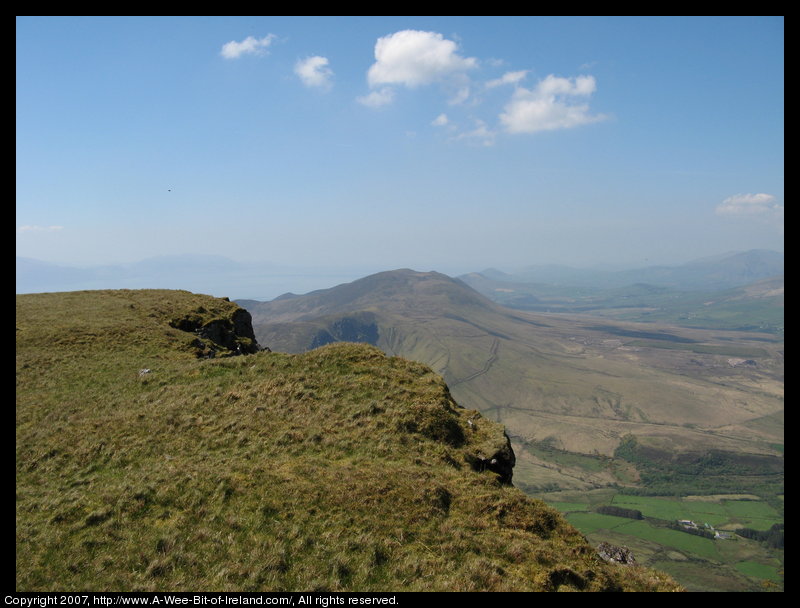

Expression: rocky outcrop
xmin=170 ymin=304 xmax=265 ymax=358
xmin=464 ymin=432 xmax=516 ymax=485
xmin=597 ymin=542 xmax=636 ymax=566
xmin=488 ymin=435 xmax=517 ymax=484
xmin=461 ymin=412 xmax=516 ymax=485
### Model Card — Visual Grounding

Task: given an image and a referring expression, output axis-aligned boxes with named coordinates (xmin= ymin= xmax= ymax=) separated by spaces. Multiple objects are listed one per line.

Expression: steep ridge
xmin=16 ymin=289 xmax=681 ymax=591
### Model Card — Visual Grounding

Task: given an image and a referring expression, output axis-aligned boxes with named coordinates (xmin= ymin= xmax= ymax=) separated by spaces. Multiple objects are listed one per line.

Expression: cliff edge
xmin=16 ymin=289 xmax=682 ymax=591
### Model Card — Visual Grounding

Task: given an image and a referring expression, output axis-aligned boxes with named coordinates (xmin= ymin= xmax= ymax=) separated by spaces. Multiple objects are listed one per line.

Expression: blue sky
xmin=17 ymin=16 xmax=783 ymax=277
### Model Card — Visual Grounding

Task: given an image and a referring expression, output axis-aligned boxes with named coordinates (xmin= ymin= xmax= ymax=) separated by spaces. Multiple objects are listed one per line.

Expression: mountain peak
xmin=243 ymin=269 xmax=497 ymax=325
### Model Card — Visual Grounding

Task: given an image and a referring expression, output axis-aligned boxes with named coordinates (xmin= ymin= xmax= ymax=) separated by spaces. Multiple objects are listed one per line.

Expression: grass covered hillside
xmin=16 ymin=290 xmax=681 ymax=592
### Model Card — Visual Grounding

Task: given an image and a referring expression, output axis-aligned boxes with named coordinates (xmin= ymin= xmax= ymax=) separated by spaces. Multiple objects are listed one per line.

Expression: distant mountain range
xmin=15 ymin=255 xmax=372 ymax=300
xmin=17 ymin=249 xmax=782 ymax=300
xmin=459 ymin=250 xmax=783 ymax=333
xmin=471 ymin=249 xmax=783 ymax=291
xmin=15 ymin=254 xmax=245 ymax=294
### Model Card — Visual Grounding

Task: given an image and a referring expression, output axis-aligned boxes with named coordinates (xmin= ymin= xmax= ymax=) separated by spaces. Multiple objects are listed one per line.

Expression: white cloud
xmin=716 ymin=193 xmax=783 ymax=217
xmin=538 ymin=74 xmax=597 ymax=96
xmin=357 ymin=34 xmax=608 ymax=143
xmin=486 ymin=70 xmax=528 ymax=88
xmin=447 ymin=85 xmax=470 ymax=106
xmin=453 ymin=119 xmax=496 ymax=147
xmin=220 ymin=35 xmax=277 ymax=59
xmin=367 ymin=30 xmax=477 ymax=89
xmin=295 ymin=56 xmax=333 ymax=90
xmin=499 ymin=74 xmax=606 ymax=134
xmin=17 ymin=225 xmax=63 ymax=232
xmin=356 ymin=87 xmax=395 ymax=108
xmin=360 ymin=29 xmax=477 ymax=107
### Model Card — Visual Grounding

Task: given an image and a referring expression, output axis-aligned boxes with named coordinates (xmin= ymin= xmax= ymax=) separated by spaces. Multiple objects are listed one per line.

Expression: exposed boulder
xmin=597 ymin=542 xmax=636 ymax=566
xmin=170 ymin=305 xmax=264 ymax=358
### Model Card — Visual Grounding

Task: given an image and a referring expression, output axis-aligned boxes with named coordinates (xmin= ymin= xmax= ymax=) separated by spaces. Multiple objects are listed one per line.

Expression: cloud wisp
xmin=453 ymin=119 xmax=496 ymax=146
xmin=220 ymin=35 xmax=277 ymax=59
xmin=716 ymin=193 xmax=783 ymax=220
xmin=17 ymin=225 xmax=64 ymax=233
xmin=486 ymin=70 xmax=529 ymax=89
xmin=356 ymin=87 xmax=396 ymax=108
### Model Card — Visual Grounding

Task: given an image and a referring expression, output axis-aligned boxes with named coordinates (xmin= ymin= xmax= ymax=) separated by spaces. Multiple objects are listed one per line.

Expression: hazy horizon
xmin=17 ymin=17 xmax=783 ymax=275
xmin=16 ymin=248 xmax=784 ymax=302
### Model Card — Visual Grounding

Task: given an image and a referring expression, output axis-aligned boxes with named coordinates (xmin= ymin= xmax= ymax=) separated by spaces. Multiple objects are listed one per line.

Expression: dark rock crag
xmin=170 ymin=304 xmax=265 ymax=358
xmin=464 ymin=432 xmax=516 ymax=485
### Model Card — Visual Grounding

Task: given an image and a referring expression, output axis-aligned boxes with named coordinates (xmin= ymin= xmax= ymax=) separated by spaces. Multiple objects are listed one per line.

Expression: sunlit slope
xmin=16 ymin=289 xmax=681 ymax=591
xmin=247 ymin=270 xmax=784 ymax=482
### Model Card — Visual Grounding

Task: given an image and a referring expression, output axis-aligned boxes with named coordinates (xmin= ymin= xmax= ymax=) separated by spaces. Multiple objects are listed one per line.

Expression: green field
xmin=611 ymin=495 xmax=782 ymax=530
xmin=564 ymin=512 xmax=719 ymax=561
xmin=615 ymin=520 xmax=719 ymax=561
xmin=548 ymin=502 xmax=590 ymax=513
xmin=625 ymin=339 xmax=770 ymax=357
xmin=564 ymin=512 xmax=632 ymax=534
xmin=542 ymin=490 xmax=784 ymax=592
xmin=735 ymin=561 xmax=783 ymax=584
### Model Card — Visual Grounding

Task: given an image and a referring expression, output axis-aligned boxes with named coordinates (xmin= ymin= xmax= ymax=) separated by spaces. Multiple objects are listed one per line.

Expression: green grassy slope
xmin=16 ymin=289 xmax=681 ymax=592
